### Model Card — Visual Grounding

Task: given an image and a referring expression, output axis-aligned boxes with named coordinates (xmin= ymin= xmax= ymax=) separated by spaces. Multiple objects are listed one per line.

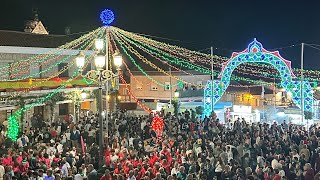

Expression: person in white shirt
xmin=57 ymin=143 xmax=63 ymax=154
xmin=0 ymin=163 xmax=4 ymax=179
xmin=271 ymin=156 xmax=280 ymax=170
xmin=17 ymin=134 xmax=29 ymax=148
xmin=171 ymin=162 xmax=180 ymax=175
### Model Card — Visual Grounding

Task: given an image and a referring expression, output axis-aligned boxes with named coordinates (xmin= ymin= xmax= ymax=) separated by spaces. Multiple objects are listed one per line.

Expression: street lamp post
xmin=75 ymin=43 xmax=123 ymax=168
xmin=174 ymin=90 xmax=180 ymax=114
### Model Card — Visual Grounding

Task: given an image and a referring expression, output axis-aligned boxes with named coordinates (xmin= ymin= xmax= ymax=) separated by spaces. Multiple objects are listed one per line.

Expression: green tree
xmin=17 ymin=96 xmax=25 ymax=132
xmin=304 ymin=111 xmax=313 ymax=120
xmin=172 ymin=100 xmax=178 ymax=116
xmin=195 ymin=106 xmax=204 ymax=115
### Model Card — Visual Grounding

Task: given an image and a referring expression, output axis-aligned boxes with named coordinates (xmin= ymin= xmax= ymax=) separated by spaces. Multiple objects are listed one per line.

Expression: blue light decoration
xmin=100 ymin=9 xmax=115 ymax=26
xmin=204 ymin=38 xmax=314 ymax=117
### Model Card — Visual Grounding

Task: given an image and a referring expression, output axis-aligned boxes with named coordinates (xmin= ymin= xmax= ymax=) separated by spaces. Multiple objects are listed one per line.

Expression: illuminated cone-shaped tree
xmin=151 ymin=115 xmax=164 ymax=138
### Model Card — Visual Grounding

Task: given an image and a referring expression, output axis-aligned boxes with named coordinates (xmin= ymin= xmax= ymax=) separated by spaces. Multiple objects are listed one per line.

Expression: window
xmin=0 ymin=62 xmax=9 ymax=79
xmin=164 ymin=82 xmax=170 ymax=91
xmin=30 ymin=63 xmax=40 ymax=78
xmin=59 ymin=104 xmax=69 ymax=115
xmin=151 ymin=84 xmax=158 ymax=91
xmin=58 ymin=63 xmax=69 ymax=77
xmin=136 ymin=84 xmax=143 ymax=90
xmin=82 ymin=62 xmax=92 ymax=75
xmin=183 ymin=83 xmax=189 ymax=90
xmin=123 ymin=88 xmax=128 ymax=95
xmin=197 ymin=81 xmax=203 ymax=90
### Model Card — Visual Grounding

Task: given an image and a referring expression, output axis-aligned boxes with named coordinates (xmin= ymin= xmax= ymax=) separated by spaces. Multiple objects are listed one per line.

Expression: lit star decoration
xmin=151 ymin=115 xmax=164 ymax=135
xmin=100 ymin=9 xmax=115 ymax=26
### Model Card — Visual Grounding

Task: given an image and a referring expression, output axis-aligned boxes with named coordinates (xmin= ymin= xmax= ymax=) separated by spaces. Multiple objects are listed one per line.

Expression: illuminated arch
xmin=204 ymin=39 xmax=313 ymax=116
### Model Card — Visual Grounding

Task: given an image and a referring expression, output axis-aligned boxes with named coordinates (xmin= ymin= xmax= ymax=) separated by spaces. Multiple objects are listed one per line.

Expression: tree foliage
xmin=195 ymin=106 xmax=204 ymax=115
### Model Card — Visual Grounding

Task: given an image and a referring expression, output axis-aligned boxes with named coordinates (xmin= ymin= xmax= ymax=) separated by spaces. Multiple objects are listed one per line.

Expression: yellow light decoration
xmin=112 ymin=27 xmax=320 ymax=81
xmin=113 ymin=32 xmax=206 ymax=88
xmin=1 ymin=29 xmax=102 ymax=100
xmin=6 ymin=28 xmax=102 ymax=80
xmin=114 ymin=30 xmax=208 ymax=82
xmin=0 ymin=28 xmax=102 ymax=80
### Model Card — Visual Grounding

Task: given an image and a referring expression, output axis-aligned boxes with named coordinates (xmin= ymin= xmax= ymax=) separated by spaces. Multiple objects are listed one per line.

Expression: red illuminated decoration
xmin=151 ymin=115 xmax=164 ymax=135
xmin=52 ymin=77 xmax=62 ymax=83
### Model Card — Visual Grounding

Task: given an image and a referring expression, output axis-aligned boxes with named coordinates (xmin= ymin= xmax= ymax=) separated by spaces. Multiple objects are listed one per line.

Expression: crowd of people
xmin=0 ymin=109 xmax=319 ymax=180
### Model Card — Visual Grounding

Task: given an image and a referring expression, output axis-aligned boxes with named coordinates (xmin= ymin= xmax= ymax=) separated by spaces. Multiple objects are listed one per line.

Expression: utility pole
xmin=169 ymin=66 xmax=172 ymax=108
xmin=211 ymin=47 xmax=214 ymax=114
xmin=301 ymin=43 xmax=304 ymax=123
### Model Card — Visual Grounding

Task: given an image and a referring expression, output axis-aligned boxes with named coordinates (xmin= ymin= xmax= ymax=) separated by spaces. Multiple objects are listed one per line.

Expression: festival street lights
xmin=75 ymin=42 xmax=122 ymax=168
xmin=174 ymin=89 xmax=180 ymax=114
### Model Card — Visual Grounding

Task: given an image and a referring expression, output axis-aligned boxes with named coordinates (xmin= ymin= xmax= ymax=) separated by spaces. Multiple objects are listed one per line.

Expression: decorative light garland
xmin=116 ymin=29 xmax=318 ymax=82
xmin=2 ymin=30 xmax=103 ymax=101
xmin=0 ymin=28 xmax=102 ymax=79
xmin=113 ymin=29 xmax=278 ymax=87
xmin=7 ymin=34 xmax=98 ymax=140
xmin=113 ymin=27 xmax=320 ymax=81
xmin=8 ymin=31 xmax=97 ymax=79
xmin=109 ymin=31 xmax=180 ymax=87
xmin=4 ymin=29 xmax=102 ymax=81
xmin=119 ymin=73 xmax=152 ymax=113
xmin=113 ymin=30 xmax=210 ymax=81
xmin=114 ymin=34 xmax=185 ymax=87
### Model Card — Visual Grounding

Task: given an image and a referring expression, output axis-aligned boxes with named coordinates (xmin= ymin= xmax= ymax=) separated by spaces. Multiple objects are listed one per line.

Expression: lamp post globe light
xmin=174 ymin=89 xmax=180 ymax=114
xmin=75 ymin=39 xmax=122 ymax=168
xmin=95 ymin=39 xmax=104 ymax=51
xmin=75 ymin=51 xmax=85 ymax=69
xmin=113 ymin=50 xmax=123 ymax=69
xmin=94 ymin=52 xmax=106 ymax=70
xmin=81 ymin=92 xmax=87 ymax=99
xmin=174 ymin=90 xmax=180 ymax=98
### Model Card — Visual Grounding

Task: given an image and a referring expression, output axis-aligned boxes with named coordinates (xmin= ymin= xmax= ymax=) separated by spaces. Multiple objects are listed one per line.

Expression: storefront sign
xmin=233 ymin=105 xmax=252 ymax=113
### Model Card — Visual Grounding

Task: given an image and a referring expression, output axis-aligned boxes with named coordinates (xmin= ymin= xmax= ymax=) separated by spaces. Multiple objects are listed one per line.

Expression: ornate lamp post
xmin=75 ymin=47 xmax=122 ymax=168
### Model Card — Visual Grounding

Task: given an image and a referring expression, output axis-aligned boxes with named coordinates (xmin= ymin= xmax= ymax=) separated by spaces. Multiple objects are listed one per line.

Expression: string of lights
xmin=114 ymin=31 xmax=206 ymax=88
xmin=8 ymin=31 xmax=98 ymax=79
xmin=119 ymin=73 xmax=152 ymax=113
xmin=114 ymin=27 xmax=320 ymax=80
xmin=7 ymin=44 xmax=96 ymax=141
xmin=113 ymin=29 xmax=279 ymax=86
xmin=113 ymin=28 xmax=288 ymax=82
xmin=0 ymin=28 xmax=102 ymax=78
xmin=3 ymin=28 xmax=102 ymax=81
xmin=2 ymin=30 xmax=102 ymax=100
xmin=113 ymin=30 xmax=209 ymax=82
xmin=4 ymin=30 xmax=101 ymax=82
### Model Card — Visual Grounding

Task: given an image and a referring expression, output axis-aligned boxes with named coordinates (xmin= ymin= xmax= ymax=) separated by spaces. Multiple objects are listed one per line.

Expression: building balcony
xmin=179 ymin=89 xmax=204 ymax=98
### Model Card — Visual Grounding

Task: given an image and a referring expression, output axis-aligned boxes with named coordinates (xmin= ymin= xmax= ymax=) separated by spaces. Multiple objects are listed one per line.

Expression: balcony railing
xmin=179 ymin=89 xmax=204 ymax=98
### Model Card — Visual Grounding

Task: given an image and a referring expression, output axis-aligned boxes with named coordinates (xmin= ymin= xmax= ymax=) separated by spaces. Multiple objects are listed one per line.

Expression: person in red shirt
xmin=161 ymin=159 xmax=170 ymax=175
xmin=100 ymin=169 xmax=112 ymax=180
xmin=137 ymin=164 xmax=146 ymax=177
xmin=152 ymin=162 xmax=160 ymax=176
xmin=114 ymin=163 xmax=123 ymax=175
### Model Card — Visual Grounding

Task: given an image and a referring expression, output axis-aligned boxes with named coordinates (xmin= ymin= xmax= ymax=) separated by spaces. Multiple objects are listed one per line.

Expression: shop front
xmin=231 ymin=105 xmax=254 ymax=123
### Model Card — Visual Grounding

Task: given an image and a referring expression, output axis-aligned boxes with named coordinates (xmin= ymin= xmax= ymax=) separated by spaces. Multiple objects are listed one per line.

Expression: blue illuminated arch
xmin=204 ymin=39 xmax=313 ymax=116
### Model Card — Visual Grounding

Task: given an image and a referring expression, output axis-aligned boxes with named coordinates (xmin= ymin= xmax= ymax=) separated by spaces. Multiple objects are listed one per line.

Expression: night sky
xmin=1 ymin=0 xmax=320 ymax=69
